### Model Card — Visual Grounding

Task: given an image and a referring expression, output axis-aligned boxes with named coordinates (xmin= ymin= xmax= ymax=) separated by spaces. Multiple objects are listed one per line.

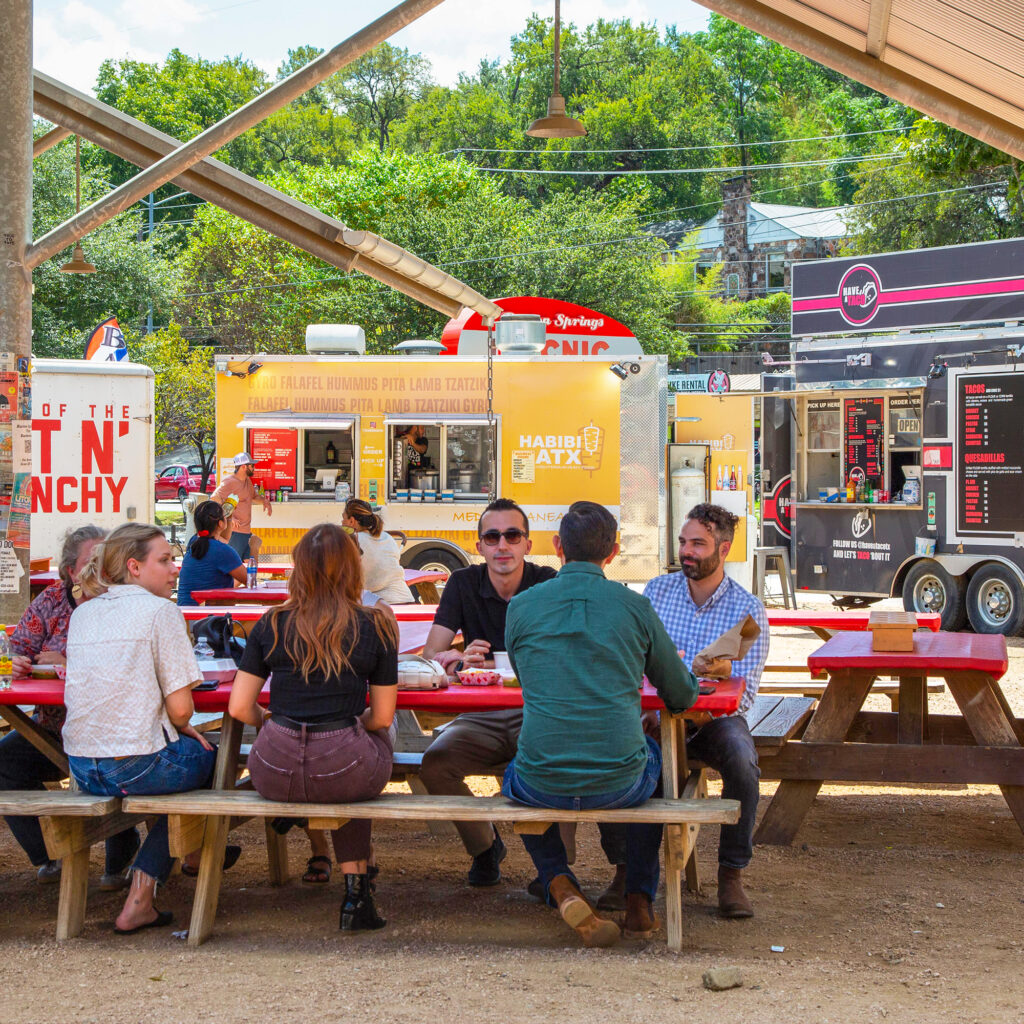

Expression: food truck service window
xmin=387 ymin=418 xmax=498 ymax=502
xmin=238 ymin=414 xmax=356 ymax=498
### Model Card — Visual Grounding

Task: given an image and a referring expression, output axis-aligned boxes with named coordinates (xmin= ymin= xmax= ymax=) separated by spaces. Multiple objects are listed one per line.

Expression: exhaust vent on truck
xmin=305 ymin=324 xmax=366 ymax=355
xmin=394 ymin=339 xmax=446 ymax=356
xmin=496 ymin=313 xmax=546 ymax=353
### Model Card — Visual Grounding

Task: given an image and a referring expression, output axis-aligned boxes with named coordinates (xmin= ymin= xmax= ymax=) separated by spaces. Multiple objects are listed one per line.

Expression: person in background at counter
xmin=396 ymin=425 xmax=429 ymax=485
xmin=0 ymin=525 xmax=140 ymax=890
xmin=177 ymin=502 xmax=246 ymax=606
xmin=420 ymin=499 xmax=556 ymax=887
xmin=211 ymin=452 xmax=272 ymax=560
xmin=642 ymin=503 xmax=769 ymax=919
xmin=342 ymin=499 xmax=415 ymax=605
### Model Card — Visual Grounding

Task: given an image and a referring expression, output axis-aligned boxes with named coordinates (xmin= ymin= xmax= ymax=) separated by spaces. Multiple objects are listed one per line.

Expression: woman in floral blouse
xmin=0 ymin=525 xmax=139 ymax=886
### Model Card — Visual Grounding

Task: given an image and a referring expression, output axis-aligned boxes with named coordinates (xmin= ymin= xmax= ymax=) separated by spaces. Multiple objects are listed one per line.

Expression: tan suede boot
xmin=623 ymin=892 xmax=660 ymax=939
xmin=717 ymin=866 xmax=754 ymax=918
xmin=548 ymin=874 xmax=620 ymax=948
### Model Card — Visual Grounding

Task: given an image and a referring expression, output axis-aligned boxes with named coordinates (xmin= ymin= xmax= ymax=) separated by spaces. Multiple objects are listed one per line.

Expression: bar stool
xmin=753 ymin=546 xmax=797 ymax=608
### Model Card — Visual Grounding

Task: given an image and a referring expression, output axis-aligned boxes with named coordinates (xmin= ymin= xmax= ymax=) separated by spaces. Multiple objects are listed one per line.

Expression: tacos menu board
xmin=957 ymin=373 xmax=1024 ymax=533
xmin=843 ymin=397 xmax=883 ymax=482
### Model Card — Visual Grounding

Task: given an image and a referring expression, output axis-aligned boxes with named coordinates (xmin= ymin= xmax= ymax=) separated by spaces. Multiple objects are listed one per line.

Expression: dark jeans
xmin=0 ymin=725 xmax=139 ymax=872
xmin=502 ymin=736 xmax=664 ymax=902
xmin=69 ymin=735 xmax=217 ymax=883
xmin=249 ymin=718 xmax=394 ymax=863
xmin=601 ymin=714 xmax=760 ymax=871
xmin=227 ymin=531 xmax=251 ymax=560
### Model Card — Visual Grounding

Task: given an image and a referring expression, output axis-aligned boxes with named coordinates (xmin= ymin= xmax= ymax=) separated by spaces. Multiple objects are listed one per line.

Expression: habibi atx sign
xmin=441 ymin=297 xmax=643 ymax=357
xmin=791 ymin=238 xmax=1024 ymax=336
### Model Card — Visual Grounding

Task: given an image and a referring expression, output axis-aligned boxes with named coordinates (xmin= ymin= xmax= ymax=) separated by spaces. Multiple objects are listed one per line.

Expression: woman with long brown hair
xmin=229 ymin=523 xmax=399 ymax=931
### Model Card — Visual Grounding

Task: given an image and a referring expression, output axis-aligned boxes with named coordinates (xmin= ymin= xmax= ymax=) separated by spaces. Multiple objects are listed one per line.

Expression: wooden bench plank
xmin=123 ymin=791 xmax=739 ymax=825
xmin=744 ymin=694 xmax=783 ymax=733
xmin=0 ymin=792 xmax=120 ymax=816
xmin=750 ymin=697 xmax=816 ymax=755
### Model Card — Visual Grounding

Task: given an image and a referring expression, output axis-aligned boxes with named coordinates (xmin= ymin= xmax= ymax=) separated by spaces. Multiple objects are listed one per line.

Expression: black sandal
xmin=302 ymin=855 xmax=332 ymax=884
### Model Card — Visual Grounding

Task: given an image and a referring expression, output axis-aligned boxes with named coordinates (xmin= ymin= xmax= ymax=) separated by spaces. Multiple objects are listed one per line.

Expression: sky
xmin=33 ymin=0 xmax=712 ymax=94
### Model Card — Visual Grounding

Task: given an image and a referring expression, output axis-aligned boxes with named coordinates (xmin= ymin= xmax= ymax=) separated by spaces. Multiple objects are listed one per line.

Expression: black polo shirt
xmin=433 ymin=561 xmax=557 ymax=650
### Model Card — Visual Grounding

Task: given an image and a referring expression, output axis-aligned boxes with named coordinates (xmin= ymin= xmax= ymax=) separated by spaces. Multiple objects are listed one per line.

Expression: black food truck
xmin=761 ymin=238 xmax=1024 ymax=636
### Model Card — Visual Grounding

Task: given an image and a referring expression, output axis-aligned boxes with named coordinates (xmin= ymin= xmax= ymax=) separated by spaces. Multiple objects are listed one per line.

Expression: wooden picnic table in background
xmin=765 ymin=609 xmax=941 ymax=641
xmin=755 ymin=630 xmax=1024 ymax=845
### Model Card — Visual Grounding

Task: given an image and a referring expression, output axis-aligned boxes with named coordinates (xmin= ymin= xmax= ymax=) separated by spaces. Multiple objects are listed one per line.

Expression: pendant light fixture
xmin=526 ymin=0 xmax=586 ymax=138
xmin=60 ymin=136 xmax=97 ymax=275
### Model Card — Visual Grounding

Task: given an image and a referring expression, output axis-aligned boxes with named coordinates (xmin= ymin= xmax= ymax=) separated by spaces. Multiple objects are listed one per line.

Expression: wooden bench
xmin=745 ymin=694 xmax=817 ymax=755
xmin=759 ymin=678 xmax=945 ymax=712
xmin=122 ymin=790 xmax=739 ymax=950
xmin=0 ymin=791 xmax=141 ymax=940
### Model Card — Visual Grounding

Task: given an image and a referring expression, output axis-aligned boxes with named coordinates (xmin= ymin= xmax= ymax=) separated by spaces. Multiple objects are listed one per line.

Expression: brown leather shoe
xmin=717 ymin=866 xmax=754 ymax=918
xmin=548 ymin=874 xmax=620 ymax=948
xmin=623 ymin=892 xmax=660 ymax=938
xmin=595 ymin=864 xmax=627 ymax=912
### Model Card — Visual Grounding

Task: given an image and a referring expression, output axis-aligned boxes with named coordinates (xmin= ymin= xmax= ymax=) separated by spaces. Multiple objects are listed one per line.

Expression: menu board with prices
xmin=843 ymin=397 xmax=883 ymax=482
xmin=957 ymin=373 xmax=1024 ymax=533
xmin=249 ymin=429 xmax=297 ymax=491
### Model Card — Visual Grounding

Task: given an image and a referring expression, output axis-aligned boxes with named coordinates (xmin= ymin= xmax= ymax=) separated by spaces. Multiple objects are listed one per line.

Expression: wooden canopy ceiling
xmin=695 ymin=1 xmax=1024 ymax=160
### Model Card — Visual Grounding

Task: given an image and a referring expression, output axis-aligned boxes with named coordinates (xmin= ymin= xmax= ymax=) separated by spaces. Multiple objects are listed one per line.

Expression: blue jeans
xmin=502 ymin=737 xmax=664 ymax=902
xmin=0 ymin=724 xmax=139 ymax=872
xmin=227 ymin=532 xmax=251 ymax=560
xmin=69 ymin=736 xmax=216 ymax=883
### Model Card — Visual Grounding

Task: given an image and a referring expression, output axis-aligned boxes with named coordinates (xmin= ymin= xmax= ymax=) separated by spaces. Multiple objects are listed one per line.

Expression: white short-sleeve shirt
xmin=356 ymin=532 xmax=412 ymax=604
xmin=63 ymin=585 xmax=201 ymax=757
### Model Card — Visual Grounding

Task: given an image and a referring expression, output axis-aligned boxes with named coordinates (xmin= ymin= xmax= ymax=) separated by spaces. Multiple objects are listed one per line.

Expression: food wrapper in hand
xmin=691 ymin=614 xmax=760 ymax=679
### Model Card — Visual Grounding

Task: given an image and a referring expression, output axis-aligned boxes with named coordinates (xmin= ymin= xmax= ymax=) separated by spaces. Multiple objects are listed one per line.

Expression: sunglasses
xmin=480 ymin=528 xmax=527 ymax=546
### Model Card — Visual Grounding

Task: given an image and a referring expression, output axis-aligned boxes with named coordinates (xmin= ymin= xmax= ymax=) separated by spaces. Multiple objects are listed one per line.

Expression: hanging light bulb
xmin=526 ymin=0 xmax=586 ymax=138
xmin=60 ymin=136 xmax=97 ymax=275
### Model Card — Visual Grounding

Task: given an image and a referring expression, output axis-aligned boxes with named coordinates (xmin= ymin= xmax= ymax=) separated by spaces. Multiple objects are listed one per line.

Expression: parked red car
xmin=154 ymin=464 xmax=216 ymax=501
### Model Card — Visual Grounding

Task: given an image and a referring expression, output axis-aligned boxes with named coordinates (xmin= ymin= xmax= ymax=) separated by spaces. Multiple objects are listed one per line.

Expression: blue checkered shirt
xmin=642 ymin=572 xmax=769 ymax=715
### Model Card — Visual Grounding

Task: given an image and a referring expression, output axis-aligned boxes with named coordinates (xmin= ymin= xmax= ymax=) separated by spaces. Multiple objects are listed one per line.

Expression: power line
xmin=444 ymin=126 xmax=909 ymax=156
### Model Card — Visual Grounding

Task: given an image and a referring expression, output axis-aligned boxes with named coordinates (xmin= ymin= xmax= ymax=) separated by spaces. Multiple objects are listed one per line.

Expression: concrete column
xmin=0 ymin=0 xmax=33 ymax=622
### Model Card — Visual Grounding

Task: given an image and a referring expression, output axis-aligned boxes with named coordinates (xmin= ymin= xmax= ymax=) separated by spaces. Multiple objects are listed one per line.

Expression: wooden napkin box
xmin=867 ymin=611 xmax=917 ymax=652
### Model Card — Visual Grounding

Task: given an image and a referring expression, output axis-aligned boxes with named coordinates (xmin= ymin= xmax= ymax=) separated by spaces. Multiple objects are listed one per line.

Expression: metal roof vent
xmin=496 ymin=313 xmax=546 ymax=353
xmin=305 ymin=324 xmax=366 ymax=355
xmin=394 ymin=339 xmax=446 ymax=356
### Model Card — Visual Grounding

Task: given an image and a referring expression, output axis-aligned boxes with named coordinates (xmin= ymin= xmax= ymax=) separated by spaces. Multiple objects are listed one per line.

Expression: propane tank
xmin=671 ymin=459 xmax=707 ymax=553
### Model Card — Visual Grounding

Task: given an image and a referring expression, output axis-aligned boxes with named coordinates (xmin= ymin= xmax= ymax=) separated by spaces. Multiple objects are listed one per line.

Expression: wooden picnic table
xmin=766 ymin=608 xmax=941 ymax=641
xmin=191 ymin=568 xmax=448 ymax=606
xmin=754 ymin=630 xmax=1024 ymax=845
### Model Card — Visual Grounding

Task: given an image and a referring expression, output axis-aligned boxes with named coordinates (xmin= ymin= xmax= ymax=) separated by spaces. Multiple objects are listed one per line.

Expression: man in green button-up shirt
xmin=504 ymin=501 xmax=698 ymax=947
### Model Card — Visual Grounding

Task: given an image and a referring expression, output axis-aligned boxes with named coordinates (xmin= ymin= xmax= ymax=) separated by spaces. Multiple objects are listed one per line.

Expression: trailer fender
xmin=890 ymin=553 xmax=1024 ymax=597
xmin=401 ymin=538 xmax=473 ymax=574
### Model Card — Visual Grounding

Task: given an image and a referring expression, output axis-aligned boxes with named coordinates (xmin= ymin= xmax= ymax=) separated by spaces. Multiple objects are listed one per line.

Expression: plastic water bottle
xmin=246 ymin=557 xmax=258 ymax=589
xmin=0 ymin=626 xmax=11 ymax=691
xmin=193 ymin=636 xmax=215 ymax=660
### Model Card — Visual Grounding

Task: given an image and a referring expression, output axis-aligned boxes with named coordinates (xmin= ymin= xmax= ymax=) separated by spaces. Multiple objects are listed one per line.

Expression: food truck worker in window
xmin=396 ymin=425 xmax=429 ymax=484
xmin=211 ymin=452 xmax=273 ymax=561
xmin=640 ymin=504 xmax=769 ymax=919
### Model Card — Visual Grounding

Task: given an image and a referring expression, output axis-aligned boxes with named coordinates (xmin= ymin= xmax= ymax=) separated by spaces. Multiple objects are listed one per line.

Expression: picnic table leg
xmin=0 ymin=705 xmax=69 ymax=774
xmin=659 ymin=714 xmax=689 ymax=950
xmin=755 ymin=670 xmax=875 ymax=846
xmin=945 ymin=671 xmax=1024 ymax=834
xmin=898 ymin=674 xmax=927 ymax=744
xmin=187 ymin=714 xmax=243 ymax=947
xmin=416 ymin=581 xmax=440 ymax=604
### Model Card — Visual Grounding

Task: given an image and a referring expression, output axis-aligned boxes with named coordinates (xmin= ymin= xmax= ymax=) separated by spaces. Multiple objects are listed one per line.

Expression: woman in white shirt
xmin=64 ymin=523 xmax=224 ymax=935
xmin=343 ymin=499 xmax=414 ymax=604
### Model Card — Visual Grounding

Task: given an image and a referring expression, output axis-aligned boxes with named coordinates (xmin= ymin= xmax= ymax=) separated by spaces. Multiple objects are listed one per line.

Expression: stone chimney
xmin=720 ymin=175 xmax=752 ymax=299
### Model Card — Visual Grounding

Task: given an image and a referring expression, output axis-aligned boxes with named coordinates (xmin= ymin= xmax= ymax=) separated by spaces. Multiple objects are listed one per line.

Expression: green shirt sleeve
xmin=643 ymin=605 xmax=698 ymax=714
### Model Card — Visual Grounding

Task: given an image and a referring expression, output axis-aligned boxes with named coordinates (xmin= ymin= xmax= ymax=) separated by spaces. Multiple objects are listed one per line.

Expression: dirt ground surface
xmin=2 ymin=594 xmax=1023 ymax=1024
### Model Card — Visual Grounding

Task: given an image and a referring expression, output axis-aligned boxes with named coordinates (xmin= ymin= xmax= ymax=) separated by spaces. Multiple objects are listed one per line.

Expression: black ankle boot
xmin=340 ymin=873 xmax=387 ymax=932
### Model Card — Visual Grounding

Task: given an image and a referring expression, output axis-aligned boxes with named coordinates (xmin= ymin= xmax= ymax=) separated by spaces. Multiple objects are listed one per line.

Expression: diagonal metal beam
xmin=27 ymin=0 xmax=447 ymax=271
xmin=865 ymin=0 xmax=893 ymax=59
xmin=33 ymin=71 xmax=498 ymax=319
xmin=33 ymin=125 xmax=71 ymax=158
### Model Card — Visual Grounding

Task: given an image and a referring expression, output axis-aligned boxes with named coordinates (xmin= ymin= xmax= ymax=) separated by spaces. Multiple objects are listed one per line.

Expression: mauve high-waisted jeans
xmin=248 ymin=718 xmax=394 ymax=863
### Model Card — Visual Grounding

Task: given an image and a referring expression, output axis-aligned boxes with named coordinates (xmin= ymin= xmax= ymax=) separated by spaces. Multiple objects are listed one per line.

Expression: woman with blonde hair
xmin=229 ymin=523 xmax=399 ymax=931
xmin=64 ymin=523 xmax=226 ymax=934
xmin=342 ymin=498 xmax=413 ymax=605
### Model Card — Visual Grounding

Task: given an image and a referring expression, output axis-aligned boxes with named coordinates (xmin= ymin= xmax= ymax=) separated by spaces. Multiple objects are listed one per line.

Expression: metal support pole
xmin=146 ymin=192 xmax=154 ymax=334
xmin=26 ymin=0 xmax=447 ymax=270
xmin=0 ymin=0 xmax=33 ymax=623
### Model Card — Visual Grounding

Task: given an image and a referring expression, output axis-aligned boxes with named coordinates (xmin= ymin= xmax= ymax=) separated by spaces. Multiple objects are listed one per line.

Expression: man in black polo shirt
xmin=421 ymin=498 xmax=556 ymax=886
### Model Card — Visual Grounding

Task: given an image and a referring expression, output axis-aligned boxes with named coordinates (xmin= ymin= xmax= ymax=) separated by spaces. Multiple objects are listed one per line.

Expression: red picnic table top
xmin=806 ymin=629 xmax=1008 ymax=680
xmin=1 ymin=673 xmax=743 ymax=717
xmin=192 ymin=568 xmax=447 ymax=605
xmin=767 ymin=609 xmax=941 ymax=632
xmin=180 ymin=604 xmax=442 ymax=623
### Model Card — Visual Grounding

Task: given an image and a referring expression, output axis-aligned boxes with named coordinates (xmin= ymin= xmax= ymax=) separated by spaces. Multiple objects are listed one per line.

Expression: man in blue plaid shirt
xmin=643 ymin=503 xmax=769 ymax=918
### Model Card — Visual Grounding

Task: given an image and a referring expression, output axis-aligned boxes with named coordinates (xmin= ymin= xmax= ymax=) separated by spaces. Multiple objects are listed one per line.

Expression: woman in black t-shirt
xmin=229 ymin=523 xmax=399 ymax=931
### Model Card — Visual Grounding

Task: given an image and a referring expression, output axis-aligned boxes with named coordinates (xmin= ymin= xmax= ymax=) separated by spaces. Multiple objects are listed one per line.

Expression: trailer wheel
xmin=902 ymin=561 xmax=967 ymax=631
xmin=407 ymin=548 xmax=465 ymax=576
xmin=965 ymin=564 xmax=1024 ymax=635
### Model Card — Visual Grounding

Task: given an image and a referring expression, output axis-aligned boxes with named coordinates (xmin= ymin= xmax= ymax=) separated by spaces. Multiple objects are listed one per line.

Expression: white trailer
xmin=30 ymin=359 xmax=155 ymax=561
